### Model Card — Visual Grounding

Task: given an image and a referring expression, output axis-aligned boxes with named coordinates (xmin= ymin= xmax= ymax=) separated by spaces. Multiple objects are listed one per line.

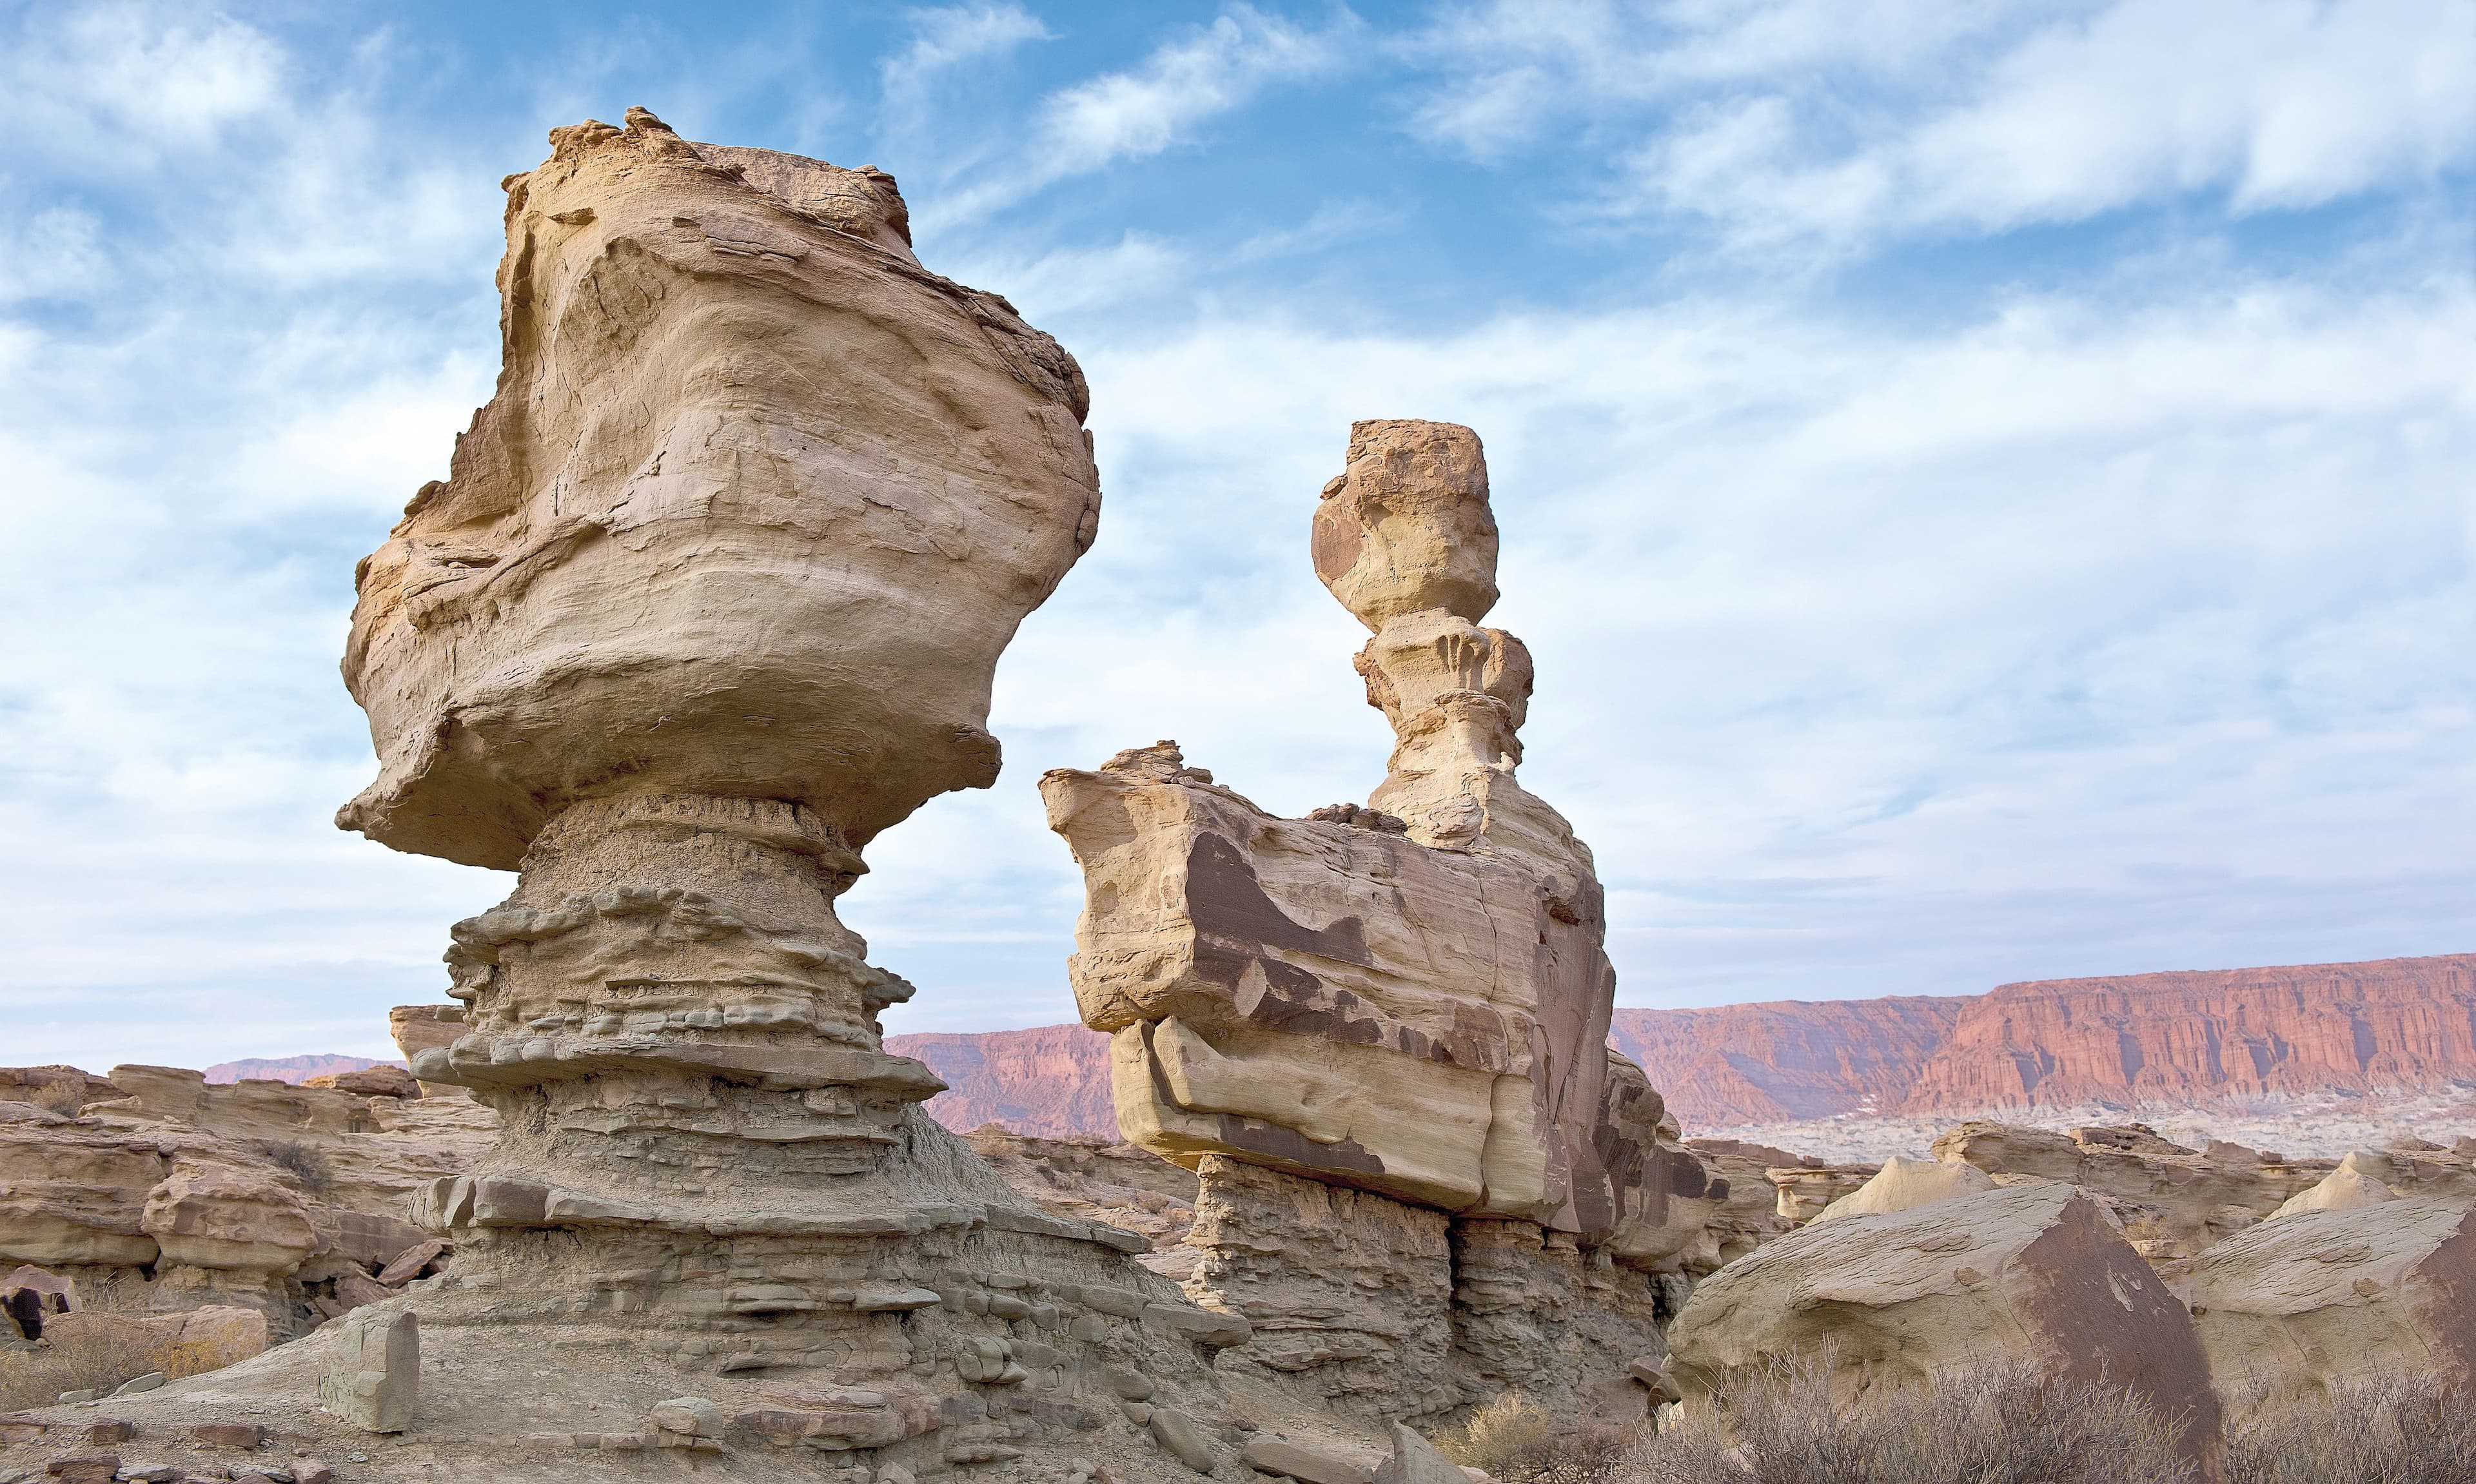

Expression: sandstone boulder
xmin=320 ymin=1307 xmax=419 ymax=1432
xmin=1810 ymin=1153 xmax=1994 ymax=1222
xmin=2269 ymin=1151 xmax=2400 ymax=1218
xmin=302 ymin=1066 xmax=420 ymax=1100
xmin=139 ymin=1158 xmax=319 ymax=1273
xmin=1667 ymin=1182 xmax=2219 ymax=1468
xmin=2186 ymin=1196 xmax=2476 ymax=1409
xmin=1313 ymin=420 xmax=1498 ymax=629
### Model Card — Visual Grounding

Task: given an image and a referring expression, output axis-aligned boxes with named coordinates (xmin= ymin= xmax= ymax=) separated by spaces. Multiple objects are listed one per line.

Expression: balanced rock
xmin=2185 ymin=1196 xmax=2476 ymax=1408
xmin=1045 ymin=422 xmax=1672 ymax=1421
xmin=1667 ymin=1181 xmax=2219 ymax=1469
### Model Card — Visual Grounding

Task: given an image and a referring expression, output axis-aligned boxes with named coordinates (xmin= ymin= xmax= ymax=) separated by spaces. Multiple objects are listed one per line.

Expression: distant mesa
xmin=898 ymin=952 xmax=2476 ymax=1139
xmin=201 ymin=1054 xmax=404 ymax=1086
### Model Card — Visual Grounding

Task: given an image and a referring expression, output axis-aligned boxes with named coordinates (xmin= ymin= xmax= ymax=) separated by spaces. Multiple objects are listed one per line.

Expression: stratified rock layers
xmin=0 ymin=110 xmax=1322 ymax=1483
xmin=1045 ymin=421 xmax=1673 ymax=1422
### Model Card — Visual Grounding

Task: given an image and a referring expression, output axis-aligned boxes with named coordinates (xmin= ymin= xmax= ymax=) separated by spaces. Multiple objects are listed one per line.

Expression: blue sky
xmin=2 ymin=0 xmax=2471 ymax=1068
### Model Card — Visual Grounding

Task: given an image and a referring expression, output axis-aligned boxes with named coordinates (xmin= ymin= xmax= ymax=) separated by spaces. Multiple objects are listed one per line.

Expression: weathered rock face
xmin=1045 ymin=421 xmax=1671 ymax=1423
xmin=1934 ymin=1121 xmax=2339 ymax=1265
xmin=1607 ymin=955 xmax=2476 ymax=1127
xmin=338 ymin=112 xmax=1099 ymax=873
xmin=1667 ymin=1182 xmax=2222 ymax=1470
xmin=10 ymin=110 xmax=1396 ymax=1484
xmin=894 ymin=1025 xmax=1118 ymax=1140
xmin=2186 ymin=1198 xmax=2476 ymax=1411
xmin=1908 ymin=956 xmax=2476 ymax=1112
xmin=0 ymin=1065 xmax=493 ymax=1334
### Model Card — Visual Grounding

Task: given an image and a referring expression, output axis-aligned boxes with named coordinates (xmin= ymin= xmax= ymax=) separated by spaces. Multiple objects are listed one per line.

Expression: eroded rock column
xmin=1045 ymin=420 xmax=1682 ymax=1423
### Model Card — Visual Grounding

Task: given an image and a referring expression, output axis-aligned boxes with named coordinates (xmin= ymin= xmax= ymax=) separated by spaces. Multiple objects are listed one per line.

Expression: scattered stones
xmin=188 ymin=1425 xmax=262 ymax=1450
xmin=73 ymin=1424 xmax=128 ymax=1447
xmin=317 ymin=1308 xmax=417 ymax=1433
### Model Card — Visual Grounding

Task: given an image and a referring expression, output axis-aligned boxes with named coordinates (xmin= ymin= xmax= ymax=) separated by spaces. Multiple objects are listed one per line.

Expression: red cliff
xmin=890 ymin=953 xmax=2476 ymax=1138
xmin=1904 ymin=955 xmax=2476 ymax=1112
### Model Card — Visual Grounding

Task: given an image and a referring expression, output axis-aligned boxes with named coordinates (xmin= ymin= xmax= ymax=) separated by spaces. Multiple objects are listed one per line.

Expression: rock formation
xmin=1 ymin=110 xmax=1371 ymax=1484
xmin=1605 ymin=954 xmax=2476 ymax=1127
xmin=1807 ymin=1153 xmax=1994 ymax=1222
xmin=893 ymin=1025 xmax=1121 ymax=1140
xmin=2186 ymin=1197 xmax=2476 ymax=1414
xmin=1665 ymin=1181 xmax=2222 ymax=1472
xmin=1044 ymin=421 xmax=1680 ymax=1424
xmin=0 ymin=1064 xmax=491 ymax=1341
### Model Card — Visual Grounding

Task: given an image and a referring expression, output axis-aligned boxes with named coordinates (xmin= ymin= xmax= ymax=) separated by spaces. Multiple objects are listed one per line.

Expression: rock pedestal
xmin=1044 ymin=421 xmax=1675 ymax=1422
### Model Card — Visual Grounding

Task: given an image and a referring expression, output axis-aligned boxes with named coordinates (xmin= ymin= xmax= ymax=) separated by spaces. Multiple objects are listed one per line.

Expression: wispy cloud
xmin=880 ymin=3 xmax=1056 ymax=122
xmin=1402 ymin=0 xmax=2476 ymax=249
xmin=915 ymin=4 xmax=1361 ymax=229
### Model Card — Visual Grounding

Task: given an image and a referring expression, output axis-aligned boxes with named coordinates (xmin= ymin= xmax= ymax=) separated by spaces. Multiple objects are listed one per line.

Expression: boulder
xmin=319 ymin=1307 xmax=419 ymax=1432
xmin=2268 ymin=1151 xmax=2399 ymax=1218
xmin=302 ymin=1066 xmax=420 ymax=1100
xmin=1932 ymin=1119 xmax=2329 ymax=1260
xmin=1667 ymin=1182 xmax=2219 ymax=1470
xmin=2185 ymin=1196 xmax=2476 ymax=1409
xmin=139 ymin=1159 xmax=319 ymax=1273
xmin=1809 ymin=1153 xmax=1994 ymax=1222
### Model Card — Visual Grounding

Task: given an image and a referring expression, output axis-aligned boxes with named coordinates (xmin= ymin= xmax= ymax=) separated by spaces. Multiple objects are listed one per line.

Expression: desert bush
xmin=1627 ymin=1351 xmax=2196 ymax=1484
xmin=1437 ymin=1393 xmax=1638 ymax=1483
xmin=262 ymin=1138 xmax=333 ymax=1194
xmin=2223 ymin=1373 xmax=2476 ymax=1484
xmin=0 ymin=1314 xmax=250 ymax=1411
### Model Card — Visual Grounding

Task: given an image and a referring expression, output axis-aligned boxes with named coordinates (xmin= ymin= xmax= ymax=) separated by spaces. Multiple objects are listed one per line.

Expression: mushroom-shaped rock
xmin=1312 ymin=420 xmax=1498 ymax=629
xmin=2268 ymin=1151 xmax=2399 ymax=1218
xmin=2185 ymin=1196 xmax=2476 ymax=1410
xmin=1808 ymin=1153 xmax=1995 ymax=1222
xmin=1667 ymin=1182 xmax=2219 ymax=1470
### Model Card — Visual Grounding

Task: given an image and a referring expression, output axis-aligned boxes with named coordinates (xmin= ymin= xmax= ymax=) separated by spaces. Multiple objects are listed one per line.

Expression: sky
xmin=1 ymin=0 xmax=2471 ymax=1069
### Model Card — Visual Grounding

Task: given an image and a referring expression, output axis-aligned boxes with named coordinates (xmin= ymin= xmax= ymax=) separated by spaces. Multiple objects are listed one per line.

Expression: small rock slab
xmin=1242 ymin=1436 xmax=1375 ymax=1484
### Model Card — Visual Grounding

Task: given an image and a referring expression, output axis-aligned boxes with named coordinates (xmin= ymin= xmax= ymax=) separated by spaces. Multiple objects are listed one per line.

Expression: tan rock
xmin=0 ymin=1126 xmax=166 ymax=1267
xmin=388 ymin=1006 xmax=468 ymax=1098
xmin=140 ymin=1158 xmax=319 ymax=1273
xmin=2269 ymin=1151 xmax=2399 ymax=1218
xmin=1809 ymin=1153 xmax=1995 ymax=1222
xmin=337 ymin=112 xmax=1099 ymax=872
xmin=319 ymin=1307 xmax=419 ymax=1432
xmin=2186 ymin=1197 xmax=2476 ymax=1409
xmin=1765 ymin=1162 xmax=1878 ymax=1225
xmin=1932 ymin=1119 xmax=2329 ymax=1260
xmin=0 ymin=1068 xmax=119 ymax=1118
xmin=1313 ymin=420 xmax=1498 ymax=629
xmin=1667 ymin=1182 xmax=2219 ymax=1470
xmin=302 ymin=1066 xmax=420 ymax=1100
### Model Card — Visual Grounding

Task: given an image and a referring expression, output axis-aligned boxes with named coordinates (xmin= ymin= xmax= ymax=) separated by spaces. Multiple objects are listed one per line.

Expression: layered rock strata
xmin=1044 ymin=422 xmax=1676 ymax=1423
xmin=0 ymin=1064 xmax=490 ymax=1338
xmin=2 ymin=112 xmax=1347 ymax=1484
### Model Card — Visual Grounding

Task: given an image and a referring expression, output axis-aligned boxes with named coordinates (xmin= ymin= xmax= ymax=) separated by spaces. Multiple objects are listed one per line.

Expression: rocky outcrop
xmin=0 ymin=1066 xmax=493 ymax=1335
xmin=1808 ymin=1153 xmax=1994 ymax=1222
xmin=1667 ymin=1182 xmax=2221 ymax=1472
xmin=2186 ymin=1198 xmax=2476 ymax=1412
xmin=1045 ymin=420 xmax=1674 ymax=1423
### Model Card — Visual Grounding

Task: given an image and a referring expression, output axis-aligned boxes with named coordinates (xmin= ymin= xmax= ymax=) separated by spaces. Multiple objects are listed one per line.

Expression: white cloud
xmin=883 ymin=3 xmax=1054 ymax=97
xmin=914 ymin=5 xmax=1359 ymax=229
xmin=10 ymin=4 xmax=282 ymax=164
xmin=1405 ymin=0 xmax=2476 ymax=247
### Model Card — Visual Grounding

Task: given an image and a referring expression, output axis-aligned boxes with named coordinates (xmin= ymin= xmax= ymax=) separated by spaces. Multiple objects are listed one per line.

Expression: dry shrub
xmin=0 ymin=1327 xmax=161 ymax=1411
xmin=0 ymin=1318 xmax=247 ymax=1410
xmin=2223 ymin=1373 xmax=2476 ymax=1484
xmin=262 ymin=1138 xmax=333 ymax=1194
xmin=1628 ymin=1350 xmax=2196 ymax=1484
xmin=1438 ymin=1394 xmax=1637 ymax=1483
